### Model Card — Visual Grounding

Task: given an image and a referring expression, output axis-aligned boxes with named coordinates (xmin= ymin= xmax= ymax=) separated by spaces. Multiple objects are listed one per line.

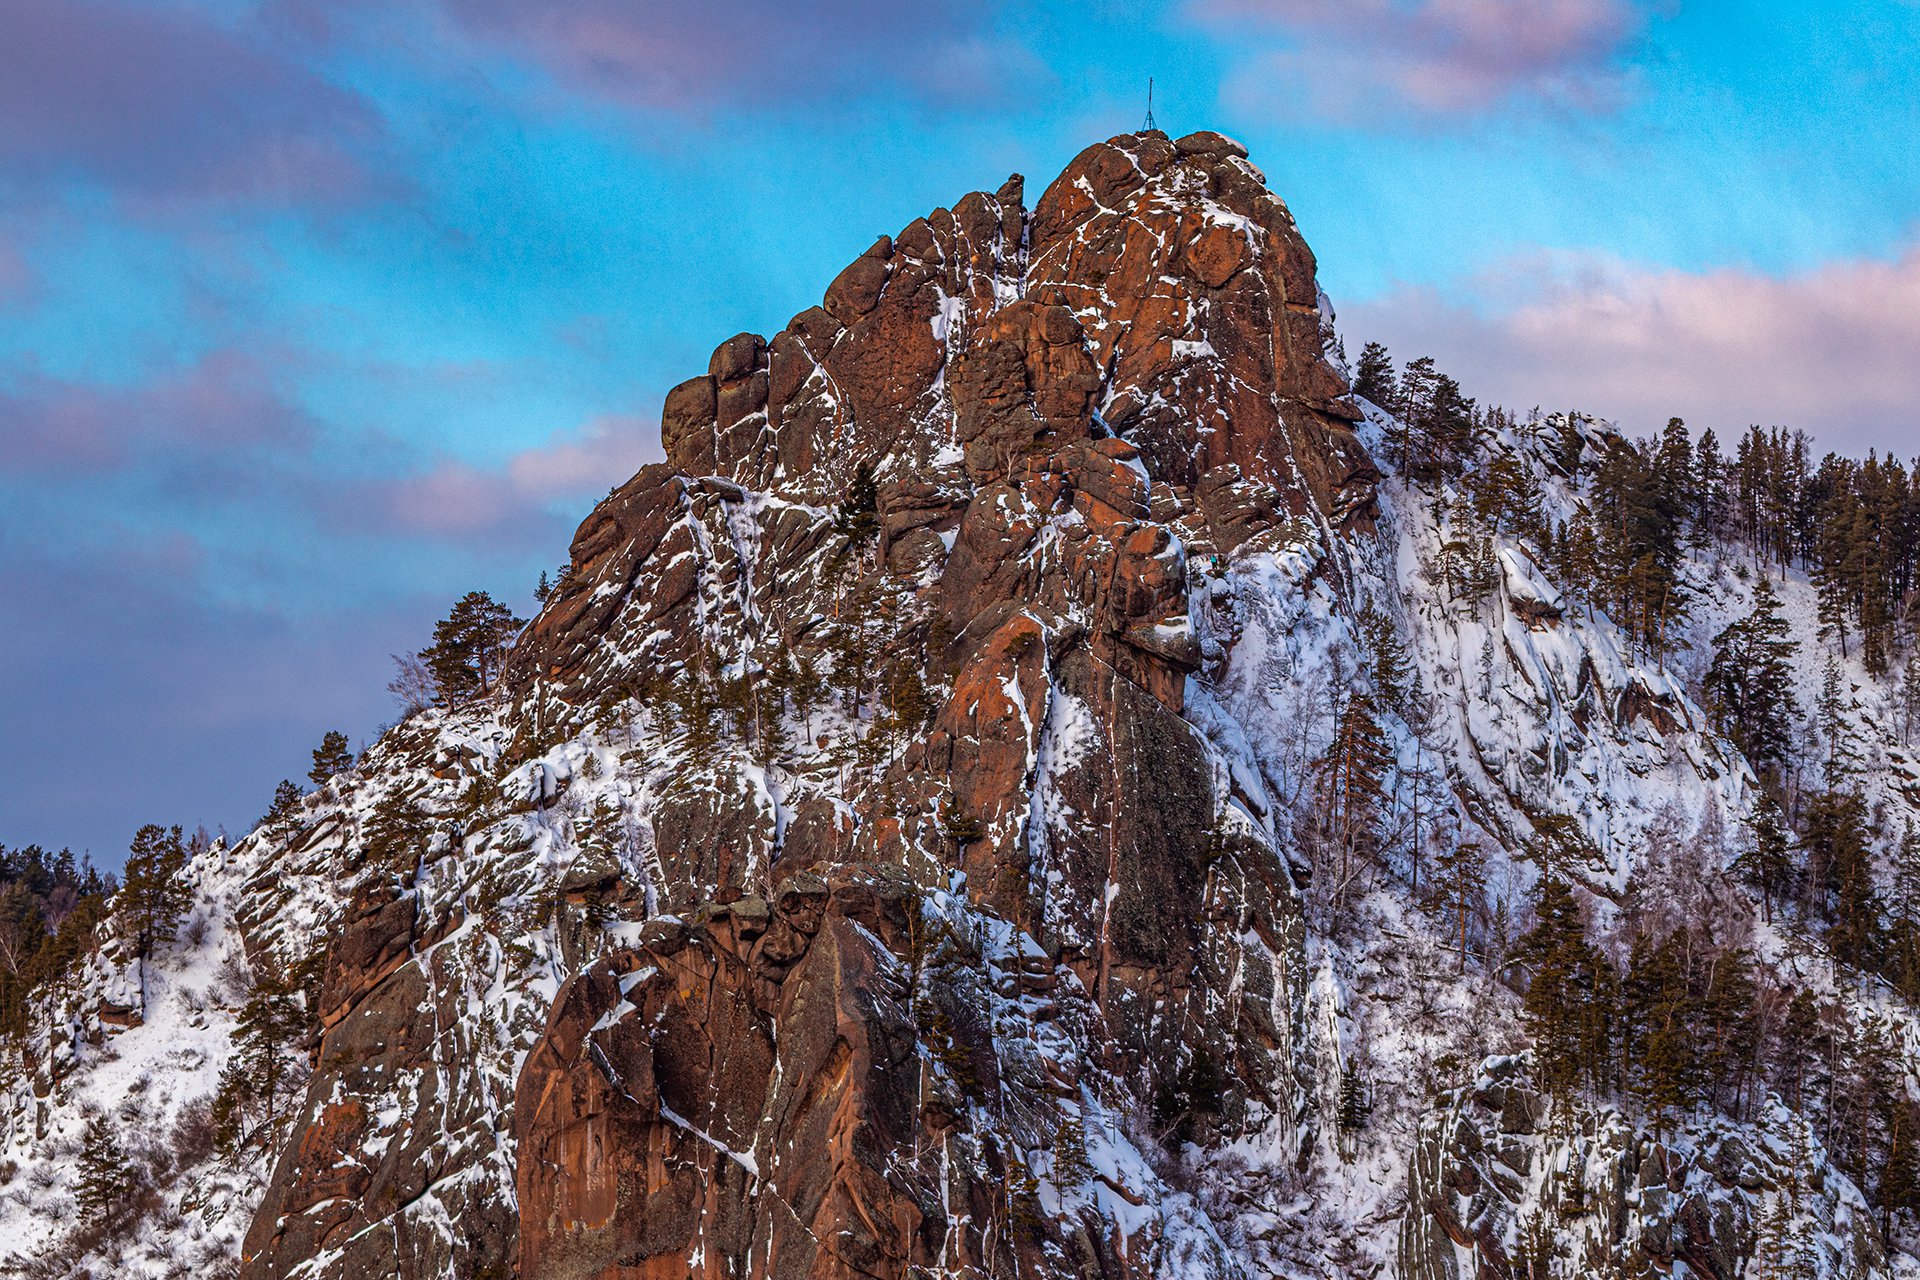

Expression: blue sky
xmin=4 ymin=0 xmax=1919 ymax=867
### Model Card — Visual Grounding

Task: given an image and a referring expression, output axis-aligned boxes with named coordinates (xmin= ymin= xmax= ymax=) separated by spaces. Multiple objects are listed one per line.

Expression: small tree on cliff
xmin=74 ymin=1113 xmax=134 ymax=1224
xmin=1428 ymin=839 xmax=1485 ymax=973
xmin=363 ymin=791 xmax=435 ymax=873
xmin=1621 ymin=931 xmax=1694 ymax=1136
xmin=309 ymin=730 xmax=354 ymax=785
xmin=261 ymin=779 xmax=305 ymax=830
xmin=418 ymin=591 xmax=526 ymax=704
xmin=1735 ymin=795 xmax=1795 ymax=924
xmin=119 ymin=824 xmax=190 ymax=1004
xmin=1314 ymin=690 xmax=1393 ymax=918
xmin=879 ymin=659 xmax=934 ymax=762
xmin=1516 ymin=872 xmax=1609 ymax=1104
xmin=834 ymin=461 xmax=880 ymax=548
xmin=214 ymin=969 xmax=311 ymax=1150
xmin=1352 ymin=341 xmax=1394 ymax=408
xmin=789 ymin=650 xmax=827 ymax=745
xmin=1704 ymin=577 xmax=1797 ymax=777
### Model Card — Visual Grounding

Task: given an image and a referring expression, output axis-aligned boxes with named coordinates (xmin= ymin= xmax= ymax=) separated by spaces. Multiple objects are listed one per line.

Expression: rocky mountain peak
xmin=428 ymin=130 xmax=1385 ymax=1278
xmin=514 ymin=129 xmax=1377 ymax=705
xmin=659 ymin=129 xmax=1368 ymax=506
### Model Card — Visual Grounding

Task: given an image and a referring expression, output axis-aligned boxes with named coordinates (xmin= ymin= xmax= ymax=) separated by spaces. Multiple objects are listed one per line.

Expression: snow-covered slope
xmin=6 ymin=130 xmax=1920 ymax=1280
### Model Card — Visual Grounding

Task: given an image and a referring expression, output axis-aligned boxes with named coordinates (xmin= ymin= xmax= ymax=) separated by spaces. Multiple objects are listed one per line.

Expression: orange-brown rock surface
xmin=245 ymin=130 xmax=1377 ymax=1280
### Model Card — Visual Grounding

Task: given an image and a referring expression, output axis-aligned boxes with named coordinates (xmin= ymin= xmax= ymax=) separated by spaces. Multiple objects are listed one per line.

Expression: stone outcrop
xmin=511 ymin=128 xmax=1373 ymax=701
xmin=515 ymin=872 xmax=930 ymax=1279
xmin=247 ymin=130 xmax=1371 ymax=1280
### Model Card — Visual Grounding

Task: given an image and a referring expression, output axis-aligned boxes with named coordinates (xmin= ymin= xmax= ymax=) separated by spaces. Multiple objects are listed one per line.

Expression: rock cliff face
xmin=13 ymin=129 xmax=1908 ymax=1280
xmin=1398 ymin=1056 xmax=1889 ymax=1280
xmin=241 ymin=129 xmax=1372 ymax=1280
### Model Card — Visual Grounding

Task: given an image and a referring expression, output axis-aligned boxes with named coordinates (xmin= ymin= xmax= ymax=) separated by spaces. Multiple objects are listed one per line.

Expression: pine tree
xmin=309 ymin=730 xmax=354 ymax=785
xmin=363 ymin=792 xmax=433 ymax=872
xmin=261 ymin=779 xmax=305 ymax=829
xmin=1429 ymin=841 xmax=1485 ymax=973
xmin=1520 ymin=812 xmax=1592 ymax=883
xmin=1701 ymin=947 xmax=1759 ymax=1117
xmin=833 ymin=460 xmax=880 ymax=549
xmin=1586 ymin=433 xmax=1690 ymax=660
xmin=1420 ymin=372 xmax=1477 ymax=480
xmin=712 ymin=659 xmax=754 ymax=743
xmin=879 ymin=659 xmax=933 ymax=761
xmin=1484 ymin=454 xmax=1546 ymax=546
xmin=1623 ymin=931 xmax=1695 ymax=1138
xmin=1802 ymin=788 xmax=1881 ymax=967
xmin=1811 ymin=489 xmax=1857 ymax=655
xmin=1352 ymin=341 xmax=1394 ymax=407
xmin=1750 ymin=1196 xmax=1787 ymax=1280
xmin=1692 ymin=427 xmax=1727 ymax=549
xmin=212 ymin=1056 xmax=256 ymax=1154
xmin=755 ymin=652 xmax=795 ymax=762
xmin=789 ymin=650 xmax=826 ymax=746
xmin=0 ymin=881 xmax=46 ymax=1043
xmin=0 ymin=881 xmax=46 ymax=980
xmin=1393 ymin=356 xmax=1436 ymax=471
xmin=418 ymin=591 xmax=526 ymax=704
xmin=1516 ymin=873 xmax=1606 ymax=1101
xmin=1903 ymin=650 xmax=1920 ymax=744
xmin=1883 ymin=1100 xmax=1920 ymax=1233
xmin=215 ymin=969 xmax=311 ymax=1150
xmin=674 ymin=664 xmax=720 ymax=757
xmin=1829 ymin=1012 xmax=1896 ymax=1194
xmin=1337 ymin=1070 xmax=1371 ymax=1139
xmin=1704 ymin=578 xmax=1798 ymax=776
xmin=1816 ymin=653 xmax=1855 ymax=783
xmin=119 ymin=824 xmax=191 ymax=969
xmin=1734 ymin=795 xmax=1795 ymax=924
xmin=1562 ymin=515 xmax=1603 ymax=618
xmin=1892 ymin=820 xmax=1920 ymax=1003
xmin=1316 ymin=690 xmax=1394 ymax=916
xmin=829 ymin=577 xmax=884 ymax=720
xmin=1773 ymin=989 xmax=1822 ymax=1113
xmin=1357 ymin=603 xmax=1418 ymax=719
xmin=74 ymin=1112 xmax=134 ymax=1224
xmin=1654 ymin=417 xmax=1696 ymax=531
xmin=1435 ymin=498 xmax=1501 ymax=602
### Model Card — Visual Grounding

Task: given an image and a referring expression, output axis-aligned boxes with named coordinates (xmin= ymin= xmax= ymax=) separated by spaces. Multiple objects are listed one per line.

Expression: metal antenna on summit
xmin=1142 ymin=78 xmax=1158 ymax=132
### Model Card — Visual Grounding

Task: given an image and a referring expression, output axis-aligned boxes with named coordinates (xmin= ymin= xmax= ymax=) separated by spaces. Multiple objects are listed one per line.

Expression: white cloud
xmin=367 ymin=413 xmax=656 ymax=540
xmin=1202 ymin=0 xmax=1646 ymax=122
xmin=1341 ymin=241 xmax=1920 ymax=453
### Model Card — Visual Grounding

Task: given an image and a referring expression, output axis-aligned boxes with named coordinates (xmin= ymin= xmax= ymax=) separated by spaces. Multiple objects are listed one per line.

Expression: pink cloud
xmin=1342 ymin=241 xmax=1920 ymax=452
xmin=0 ymin=350 xmax=318 ymax=474
xmin=1203 ymin=0 xmax=1645 ymax=121
xmin=0 ymin=0 xmax=384 ymax=204
xmin=404 ymin=0 xmax=1034 ymax=113
xmin=359 ymin=413 xmax=655 ymax=541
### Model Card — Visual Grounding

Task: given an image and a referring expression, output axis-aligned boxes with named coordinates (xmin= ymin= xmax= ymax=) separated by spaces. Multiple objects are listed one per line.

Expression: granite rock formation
xmin=239 ymin=128 xmax=1373 ymax=1280
xmin=8 ymin=129 xmax=1909 ymax=1280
